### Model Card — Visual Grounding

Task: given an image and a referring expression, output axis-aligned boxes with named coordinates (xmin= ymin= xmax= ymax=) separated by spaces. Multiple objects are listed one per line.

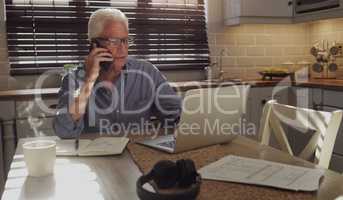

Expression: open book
xmin=56 ymin=137 xmax=129 ymax=156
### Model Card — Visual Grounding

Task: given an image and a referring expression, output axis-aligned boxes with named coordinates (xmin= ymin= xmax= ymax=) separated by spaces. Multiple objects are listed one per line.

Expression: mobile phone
xmin=90 ymin=38 xmax=113 ymax=71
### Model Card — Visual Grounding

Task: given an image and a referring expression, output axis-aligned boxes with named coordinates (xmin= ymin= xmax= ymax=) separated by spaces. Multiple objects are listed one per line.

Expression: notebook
xmin=56 ymin=137 xmax=130 ymax=156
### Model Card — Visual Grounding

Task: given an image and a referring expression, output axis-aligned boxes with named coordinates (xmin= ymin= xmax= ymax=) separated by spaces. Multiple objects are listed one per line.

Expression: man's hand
xmin=69 ymin=48 xmax=112 ymax=122
xmin=85 ymin=48 xmax=113 ymax=82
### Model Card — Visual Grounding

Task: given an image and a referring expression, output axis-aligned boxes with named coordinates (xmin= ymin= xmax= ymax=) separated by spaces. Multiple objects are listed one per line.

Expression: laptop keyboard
xmin=157 ymin=140 xmax=176 ymax=149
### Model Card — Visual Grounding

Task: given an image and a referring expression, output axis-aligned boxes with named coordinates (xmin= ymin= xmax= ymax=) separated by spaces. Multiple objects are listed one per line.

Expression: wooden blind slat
xmin=7 ymin=34 xmax=208 ymax=41
xmin=7 ymin=27 xmax=207 ymax=35
xmin=8 ymin=44 xmax=209 ymax=51
xmin=8 ymin=49 xmax=209 ymax=57
xmin=6 ymin=5 xmax=205 ymax=15
xmin=7 ymin=39 xmax=208 ymax=45
xmin=8 ymin=56 xmax=209 ymax=63
xmin=7 ymin=11 xmax=206 ymax=20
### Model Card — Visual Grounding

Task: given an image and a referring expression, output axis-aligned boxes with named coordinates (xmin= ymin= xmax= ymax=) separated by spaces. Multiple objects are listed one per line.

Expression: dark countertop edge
xmin=1 ymin=79 xmax=343 ymax=100
xmin=0 ymin=88 xmax=60 ymax=100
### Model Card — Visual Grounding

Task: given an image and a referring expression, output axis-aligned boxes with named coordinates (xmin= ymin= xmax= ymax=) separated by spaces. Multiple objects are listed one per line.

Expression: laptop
xmin=137 ymin=85 xmax=250 ymax=153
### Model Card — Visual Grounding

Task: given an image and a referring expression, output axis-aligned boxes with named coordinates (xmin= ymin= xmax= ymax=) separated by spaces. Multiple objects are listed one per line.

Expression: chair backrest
xmin=259 ymin=100 xmax=343 ymax=168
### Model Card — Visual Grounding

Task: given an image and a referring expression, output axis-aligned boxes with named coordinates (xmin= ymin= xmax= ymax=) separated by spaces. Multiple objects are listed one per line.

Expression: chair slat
xmin=298 ymin=130 xmax=320 ymax=160
xmin=269 ymin=110 xmax=294 ymax=156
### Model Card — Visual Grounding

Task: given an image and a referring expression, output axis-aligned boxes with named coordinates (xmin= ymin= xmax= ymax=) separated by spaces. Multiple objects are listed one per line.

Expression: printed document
xmin=199 ymin=155 xmax=325 ymax=191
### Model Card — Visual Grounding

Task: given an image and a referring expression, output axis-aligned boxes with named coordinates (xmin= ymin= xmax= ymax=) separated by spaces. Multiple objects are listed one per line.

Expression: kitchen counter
xmin=0 ymin=78 xmax=343 ymax=100
xmin=296 ymin=79 xmax=343 ymax=90
xmin=170 ymin=78 xmax=343 ymax=91
xmin=0 ymin=88 xmax=59 ymax=100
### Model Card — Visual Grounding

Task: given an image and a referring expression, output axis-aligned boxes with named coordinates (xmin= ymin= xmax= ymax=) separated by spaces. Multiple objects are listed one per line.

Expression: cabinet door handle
xmin=288 ymin=1 xmax=293 ymax=6
xmin=49 ymin=104 xmax=57 ymax=109
xmin=313 ymin=103 xmax=343 ymax=111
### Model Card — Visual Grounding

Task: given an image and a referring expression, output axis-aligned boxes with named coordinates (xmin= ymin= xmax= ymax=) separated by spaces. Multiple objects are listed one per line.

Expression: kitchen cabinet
xmin=294 ymin=0 xmax=343 ymax=23
xmin=288 ymin=87 xmax=313 ymax=108
xmin=246 ymin=86 xmax=289 ymax=141
xmin=2 ymin=121 xmax=15 ymax=174
xmin=224 ymin=0 xmax=293 ymax=26
xmin=0 ymin=125 xmax=4 ymax=196
xmin=330 ymin=154 xmax=343 ymax=172
xmin=311 ymin=88 xmax=323 ymax=108
xmin=0 ymin=101 xmax=15 ymax=121
xmin=0 ymin=101 xmax=16 ymax=194
xmin=318 ymin=89 xmax=343 ymax=172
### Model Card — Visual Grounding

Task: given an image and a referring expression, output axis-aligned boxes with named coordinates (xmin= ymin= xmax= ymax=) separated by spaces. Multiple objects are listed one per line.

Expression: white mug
xmin=23 ymin=140 xmax=56 ymax=177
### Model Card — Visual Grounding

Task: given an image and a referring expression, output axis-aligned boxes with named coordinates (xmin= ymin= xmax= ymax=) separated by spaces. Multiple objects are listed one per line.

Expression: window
xmin=5 ymin=0 xmax=209 ymax=75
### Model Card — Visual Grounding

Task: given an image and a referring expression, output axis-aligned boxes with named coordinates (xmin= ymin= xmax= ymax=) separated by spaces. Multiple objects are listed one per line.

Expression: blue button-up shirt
xmin=53 ymin=57 xmax=182 ymax=138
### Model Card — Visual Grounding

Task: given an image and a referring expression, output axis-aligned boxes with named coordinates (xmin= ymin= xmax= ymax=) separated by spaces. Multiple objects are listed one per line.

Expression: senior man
xmin=53 ymin=8 xmax=182 ymax=138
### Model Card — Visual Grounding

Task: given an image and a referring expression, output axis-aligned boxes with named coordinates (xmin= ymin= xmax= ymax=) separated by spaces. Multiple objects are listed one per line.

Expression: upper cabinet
xmin=224 ymin=0 xmax=293 ymax=26
xmin=294 ymin=0 xmax=343 ymax=23
xmin=223 ymin=0 xmax=343 ymax=26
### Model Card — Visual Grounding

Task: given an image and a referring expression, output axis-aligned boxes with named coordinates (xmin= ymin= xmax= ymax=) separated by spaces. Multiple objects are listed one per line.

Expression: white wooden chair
xmin=259 ymin=100 xmax=343 ymax=168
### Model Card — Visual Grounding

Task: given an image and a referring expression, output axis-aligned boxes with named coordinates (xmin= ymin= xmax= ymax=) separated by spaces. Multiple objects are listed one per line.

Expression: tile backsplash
xmin=209 ymin=18 xmax=343 ymax=80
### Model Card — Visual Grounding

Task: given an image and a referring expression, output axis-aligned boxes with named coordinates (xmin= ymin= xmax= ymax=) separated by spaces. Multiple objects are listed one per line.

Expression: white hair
xmin=88 ymin=8 xmax=129 ymax=40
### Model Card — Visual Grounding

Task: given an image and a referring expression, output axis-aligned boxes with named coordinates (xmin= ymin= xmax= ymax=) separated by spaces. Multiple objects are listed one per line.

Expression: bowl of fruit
xmin=259 ymin=67 xmax=294 ymax=81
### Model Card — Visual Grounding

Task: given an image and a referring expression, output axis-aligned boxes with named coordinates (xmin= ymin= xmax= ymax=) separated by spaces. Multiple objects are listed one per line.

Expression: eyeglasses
xmin=95 ymin=37 xmax=134 ymax=48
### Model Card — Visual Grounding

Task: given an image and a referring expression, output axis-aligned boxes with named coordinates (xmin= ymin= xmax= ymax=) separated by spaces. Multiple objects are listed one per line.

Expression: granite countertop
xmin=1 ymin=78 xmax=343 ymax=100
xmin=170 ymin=78 xmax=343 ymax=90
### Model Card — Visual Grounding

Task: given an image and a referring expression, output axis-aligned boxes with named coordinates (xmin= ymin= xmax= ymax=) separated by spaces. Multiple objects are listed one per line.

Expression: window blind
xmin=5 ymin=0 xmax=209 ymax=75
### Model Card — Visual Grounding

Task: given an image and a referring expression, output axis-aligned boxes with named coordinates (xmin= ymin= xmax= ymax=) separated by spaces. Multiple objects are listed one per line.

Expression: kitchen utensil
xmin=312 ymin=63 xmax=323 ymax=73
xmin=328 ymin=63 xmax=338 ymax=72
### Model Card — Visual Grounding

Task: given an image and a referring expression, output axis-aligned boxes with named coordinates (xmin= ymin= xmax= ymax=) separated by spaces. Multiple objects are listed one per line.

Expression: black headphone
xmin=136 ymin=159 xmax=201 ymax=200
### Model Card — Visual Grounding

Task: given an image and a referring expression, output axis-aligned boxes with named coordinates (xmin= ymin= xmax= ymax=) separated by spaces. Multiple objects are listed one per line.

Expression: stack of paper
xmin=199 ymin=155 xmax=325 ymax=191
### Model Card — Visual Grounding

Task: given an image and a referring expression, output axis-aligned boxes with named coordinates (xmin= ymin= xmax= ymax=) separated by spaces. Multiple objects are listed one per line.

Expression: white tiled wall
xmin=206 ymin=0 xmax=343 ymax=80
xmin=210 ymin=24 xmax=313 ymax=80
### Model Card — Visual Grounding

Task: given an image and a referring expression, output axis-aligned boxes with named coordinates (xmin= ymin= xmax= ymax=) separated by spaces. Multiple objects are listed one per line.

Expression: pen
xmin=75 ymin=133 xmax=80 ymax=151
